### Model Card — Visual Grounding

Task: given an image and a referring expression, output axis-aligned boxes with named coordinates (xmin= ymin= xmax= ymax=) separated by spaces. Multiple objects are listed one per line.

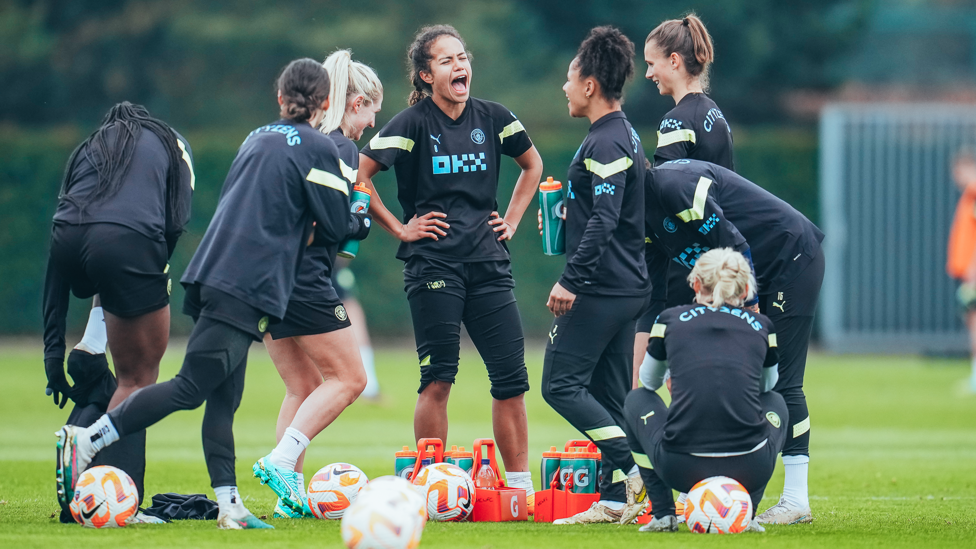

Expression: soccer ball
xmin=684 ymin=476 xmax=752 ymax=534
xmin=341 ymin=476 xmax=427 ymax=549
xmin=68 ymin=466 xmax=139 ymax=528
xmin=307 ymin=462 xmax=369 ymax=519
xmin=411 ymin=462 xmax=475 ymax=522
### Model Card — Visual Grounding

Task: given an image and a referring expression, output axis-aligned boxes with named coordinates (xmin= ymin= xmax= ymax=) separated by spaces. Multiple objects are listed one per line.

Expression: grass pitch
xmin=1 ymin=341 xmax=974 ymax=547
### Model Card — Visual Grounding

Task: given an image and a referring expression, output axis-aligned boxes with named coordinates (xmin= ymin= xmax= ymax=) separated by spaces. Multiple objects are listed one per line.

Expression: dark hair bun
xmin=276 ymin=58 xmax=331 ymax=123
xmin=575 ymin=26 xmax=635 ymax=103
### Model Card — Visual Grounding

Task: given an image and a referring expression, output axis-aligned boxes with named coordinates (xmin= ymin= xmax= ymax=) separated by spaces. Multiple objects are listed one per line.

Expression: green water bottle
xmin=541 ymin=446 xmax=562 ymax=489
xmin=539 ymin=177 xmax=565 ymax=256
xmin=394 ymin=446 xmax=417 ymax=479
xmin=338 ymin=184 xmax=371 ymax=259
xmin=571 ymin=447 xmax=599 ymax=494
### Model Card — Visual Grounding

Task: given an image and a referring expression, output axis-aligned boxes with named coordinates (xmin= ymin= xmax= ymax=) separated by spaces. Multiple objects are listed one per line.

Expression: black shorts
xmin=403 ymin=256 xmax=527 ymax=400
xmin=182 ymin=283 xmax=269 ymax=342
xmin=49 ymin=222 xmax=169 ymax=318
xmin=267 ymin=299 xmax=352 ymax=339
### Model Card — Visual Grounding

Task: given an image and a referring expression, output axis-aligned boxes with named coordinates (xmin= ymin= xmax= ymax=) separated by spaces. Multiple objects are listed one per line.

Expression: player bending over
xmin=624 ymin=248 xmax=787 ymax=533
xmin=255 ymin=49 xmax=384 ymax=519
xmin=55 ymin=58 xmax=370 ymax=530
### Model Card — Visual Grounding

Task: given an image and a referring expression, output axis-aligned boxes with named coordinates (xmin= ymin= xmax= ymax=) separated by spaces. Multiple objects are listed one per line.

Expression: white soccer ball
xmin=69 ymin=465 xmax=139 ymax=528
xmin=307 ymin=462 xmax=370 ymax=519
xmin=684 ymin=476 xmax=753 ymax=534
xmin=341 ymin=476 xmax=427 ymax=549
xmin=411 ymin=462 xmax=475 ymax=522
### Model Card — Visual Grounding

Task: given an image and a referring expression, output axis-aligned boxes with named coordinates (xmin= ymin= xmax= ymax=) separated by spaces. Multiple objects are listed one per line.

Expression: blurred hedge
xmin=0 ymin=125 xmax=817 ymax=341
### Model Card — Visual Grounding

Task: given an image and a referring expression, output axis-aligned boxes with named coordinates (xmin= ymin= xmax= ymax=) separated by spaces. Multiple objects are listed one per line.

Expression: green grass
xmin=1 ymin=342 xmax=975 ymax=547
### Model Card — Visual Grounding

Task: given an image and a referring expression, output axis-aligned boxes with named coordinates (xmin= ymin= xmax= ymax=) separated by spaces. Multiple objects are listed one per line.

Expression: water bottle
xmin=571 ymin=447 xmax=599 ymax=494
xmin=453 ymin=446 xmax=474 ymax=477
xmin=539 ymin=177 xmax=565 ymax=256
xmin=394 ymin=446 xmax=418 ymax=479
xmin=541 ymin=446 xmax=562 ymax=489
xmin=338 ymin=184 xmax=371 ymax=258
xmin=475 ymin=458 xmax=498 ymax=489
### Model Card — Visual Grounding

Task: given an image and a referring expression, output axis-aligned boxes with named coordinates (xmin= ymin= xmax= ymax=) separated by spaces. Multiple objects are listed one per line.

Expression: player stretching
xmin=55 ymin=58 xmax=370 ymax=529
xmin=357 ymin=25 xmax=543 ymax=508
xmin=624 ymin=248 xmax=786 ymax=533
xmin=542 ymin=27 xmax=649 ymax=525
xmin=43 ymin=102 xmax=193 ymax=520
xmin=255 ymin=49 xmax=384 ymax=519
xmin=643 ymin=159 xmax=824 ymax=524
xmin=635 ymin=14 xmax=734 ymax=384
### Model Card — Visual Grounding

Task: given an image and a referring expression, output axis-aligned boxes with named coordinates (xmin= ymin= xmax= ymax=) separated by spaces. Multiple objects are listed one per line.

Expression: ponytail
xmin=687 ymin=248 xmax=755 ymax=308
xmin=277 ymin=58 xmax=330 ymax=123
xmin=406 ymin=25 xmax=465 ymax=106
xmin=320 ymin=49 xmax=384 ymax=136
xmin=647 ymin=13 xmax=715 ymax=91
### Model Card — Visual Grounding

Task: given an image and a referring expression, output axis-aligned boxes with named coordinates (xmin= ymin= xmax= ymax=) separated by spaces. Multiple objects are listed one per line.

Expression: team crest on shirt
xmin=471 ymin=128 xmax=486 ymax=144
xmin=258 ymin=316 xmax=269 ymax=333
xmin=335 ymin=305 xmax=348 ymax=322
xmin=663 ymin=217 xmax=677 ymax=233
xmin=765 ymin=411 xmax=782 ymax=428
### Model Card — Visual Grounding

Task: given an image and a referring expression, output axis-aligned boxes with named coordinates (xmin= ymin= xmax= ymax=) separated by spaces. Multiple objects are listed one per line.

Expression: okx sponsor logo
xmin=433 ymin=152 xmax=487 ymax=174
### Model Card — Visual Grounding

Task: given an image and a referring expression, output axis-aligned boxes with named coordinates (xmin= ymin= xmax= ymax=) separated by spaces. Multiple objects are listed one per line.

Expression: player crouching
xmin=622 ymin=248 xmax=788 ymax=533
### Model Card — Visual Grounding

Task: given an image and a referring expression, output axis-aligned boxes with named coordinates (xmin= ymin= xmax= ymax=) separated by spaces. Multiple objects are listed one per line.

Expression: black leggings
xmin=623 ymin=388 xmax=788 ymax=517
xmin=109 ymin=317 xmax=250 ymax=488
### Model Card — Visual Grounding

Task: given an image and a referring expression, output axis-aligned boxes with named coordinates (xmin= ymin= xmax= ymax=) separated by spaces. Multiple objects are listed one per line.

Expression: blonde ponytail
xmin=320 ymin=49 xmax=384 ymax=136
xmin=687 ymin=248 xmax=756 ymax=308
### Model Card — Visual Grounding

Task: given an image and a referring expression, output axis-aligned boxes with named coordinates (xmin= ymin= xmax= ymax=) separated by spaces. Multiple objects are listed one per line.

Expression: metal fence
xmin=819 ymin=103 xmax=976 ymax=354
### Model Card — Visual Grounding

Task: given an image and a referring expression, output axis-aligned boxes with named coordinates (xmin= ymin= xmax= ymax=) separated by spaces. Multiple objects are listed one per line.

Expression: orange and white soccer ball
xmin=307 ymin=462 xmax=369 ymax=519
xmin=69 ymin=466 xmax=139 ymax=528
xmin=411 ymin=462 xmax=475 ymax=522
xmin=341 ymin=476 xmax=427 ymax=549
xmin=684 ymin=476 xmax=752 ymax=534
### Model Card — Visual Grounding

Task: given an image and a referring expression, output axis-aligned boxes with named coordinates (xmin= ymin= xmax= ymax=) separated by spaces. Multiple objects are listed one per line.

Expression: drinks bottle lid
xmin=540 ymin=176 xmax=562 ymax=191
xmin=352 ymin=184 xmax=372 ymax=195
xmin=396 ymin=446 xmax=418 ymax=456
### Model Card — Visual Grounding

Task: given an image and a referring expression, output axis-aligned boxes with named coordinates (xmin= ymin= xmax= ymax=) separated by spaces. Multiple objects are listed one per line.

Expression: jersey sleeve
xmin=764 ymin=332 xmax=780 ymax=369
xmin=559 ymin=139 xmax=634 ymax=293
xmin=495 ymin=106 xmax=532 ymax=158
xmin=658 ymin=168 xmax=748 ymax=253
xmin=360 ymin=110 xmax=417 ymax=171
xmin=334 ymin=137 xmax=361 ymax=185
xmin=166 ymin=132 xmax=195 ymax=258
xmin=42 ymin=258 xmax=70 ymax=367
xmin=653 ymin=116 xmax=696 ymax=166
xmin=646 ymin=313 xmax=668 ymax=361
xmin=304 ymin=143 xmax=353 ymax=245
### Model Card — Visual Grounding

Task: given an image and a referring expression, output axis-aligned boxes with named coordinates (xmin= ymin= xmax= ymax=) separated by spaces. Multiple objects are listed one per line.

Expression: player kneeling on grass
xmin=255 ymin=49 xmax=384 ymax=519
xmin=55 ymin=58 xmax=370 ymax=530
xmin=623 ymin=248 xmax=787 ymax=533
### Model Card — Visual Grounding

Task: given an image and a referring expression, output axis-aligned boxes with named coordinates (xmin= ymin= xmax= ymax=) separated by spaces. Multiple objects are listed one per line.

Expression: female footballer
xmin=541 ymin=26 xmax=650 ymax=525
xmin=357 ymin=25 xmax=543 ymax=506
xmin=643 ymin=159 xmax=824 ymax=525
xmin=624 ymin=248 xmax=786 ymax=533
xmin=257 ymin=49 xmax=384 ymax=519
xmin=635 ymin=14 xmax=735 ymax=385
xmin=56 ymin=58 xmax=370 ymax=529
xmin=43 ymin=102 xmax=194 ymax=518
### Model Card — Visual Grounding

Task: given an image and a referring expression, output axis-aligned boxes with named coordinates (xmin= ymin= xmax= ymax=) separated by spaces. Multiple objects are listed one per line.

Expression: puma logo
xmin=640 ymin=411 xmax=655 ymax=425
xmin=772 ymin=301 xmax=785 ymax=312
xmin=548 ymin=325 xmax=558 ymax=344
xmin=429 ymin=134 xmax=441 ymax=144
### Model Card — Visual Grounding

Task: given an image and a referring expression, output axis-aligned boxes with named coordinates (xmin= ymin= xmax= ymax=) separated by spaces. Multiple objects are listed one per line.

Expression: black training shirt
xmin=644 ymin=160 xmax=824 ymax=301
xmin=182 ymin=120 xmax=353 ymax=320
xmin=361 ymin=96 xmax=532 ymax=262
xmin=648 ymin=303 xmax=779 ymax=453
xmin=560 ymin=111 xmax=649 ymax=296
xmin=653 ymin=93 xmax=733 ymax=171
xmin=290 ymin=130 xmax=359 ymax=302
xmin=53 ymin=127 xmax=195 ymax=257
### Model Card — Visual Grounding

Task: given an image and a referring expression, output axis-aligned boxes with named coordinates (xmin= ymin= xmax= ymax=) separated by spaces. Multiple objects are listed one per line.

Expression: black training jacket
xmin=653 ymin=92 xmax=734 ymax=171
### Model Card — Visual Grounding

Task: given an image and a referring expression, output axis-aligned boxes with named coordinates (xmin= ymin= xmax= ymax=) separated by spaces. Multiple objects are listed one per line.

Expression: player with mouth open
xmin=357 ymin=24 xmax=544 ymax=510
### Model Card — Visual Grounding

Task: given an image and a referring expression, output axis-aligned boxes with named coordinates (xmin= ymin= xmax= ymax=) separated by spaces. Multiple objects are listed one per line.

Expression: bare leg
xmin=492 ymin=394 xmax=528 ymax=472
xmin=287 ymin=327 xmax=366 ymax=438
xmin=414 ymin=381 xmax=451 ymax=444
xmin=632 ymin=332 xmax=649 ymax=389
xmin=104 ymin=305 xmax=170 ymax=409
xmin=265 ymin=334 xmax=321 ymax=473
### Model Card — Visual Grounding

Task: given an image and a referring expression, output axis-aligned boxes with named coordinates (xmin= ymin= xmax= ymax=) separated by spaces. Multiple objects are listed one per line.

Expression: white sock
xmin=270 ymin=427 xmax=310 ymax=471
xmin=599 ymin=500 xmax=624 ymax=511
xmin=505 ymin=471 xmax=534 ymax=496
xmin=781 ymin=455 xmax=810 ymax=509
xmin=360 ymin=346 xmax=379 ymax=398
xmin=214 ymin=485 xmax=246 ymax=515
xmin=84 ymin=415 xmax=119 ymax=453
xmin=75 ymin=307 xmax=107 ymax=355
xmin=627 ymin=464 xmax=639 ymax=478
